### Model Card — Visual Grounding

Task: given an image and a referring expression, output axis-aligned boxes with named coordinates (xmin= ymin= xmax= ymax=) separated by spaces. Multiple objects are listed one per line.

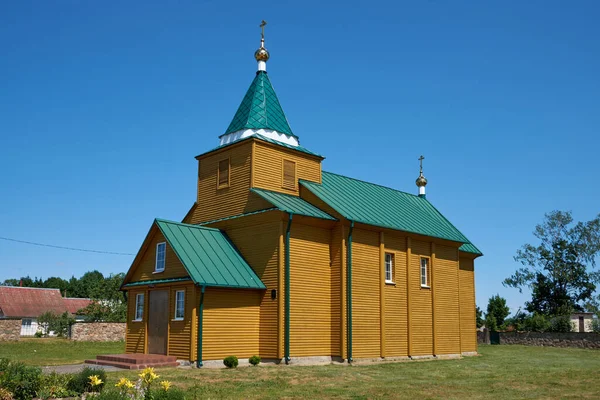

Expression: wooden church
xmin=121 ymin=24 xmax=482 ymax=366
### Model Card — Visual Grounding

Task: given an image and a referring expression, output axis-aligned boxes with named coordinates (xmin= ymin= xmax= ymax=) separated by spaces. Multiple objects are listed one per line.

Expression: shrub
xmin=223 ymin=356 xmax=238 ymax=368
xmin=524 ymin=313 xmax=550 ymax=332
xmin=38 ymin=372 xmax=76 ymax=399
xmin=37 ymin=311 xmax=75 ymax=337
xmin=34 ymin=330 xmax=43 ymax=338
xmin=67 ymin=367 xmax=106 ymax=394
xmin=0 ymin=358 xmax=11 ymax=372
xmin=550 ymin=315 xmax=573 ymax=332
xmin=249 ymin=355 xmax=261 ymax=366
xmin=591 ymin=318 xmax=600 ymax=333
xmin=90 ymin=389 xmax=123 ymax=400
xmin=0 ymin=360 xmax=42 ymax=400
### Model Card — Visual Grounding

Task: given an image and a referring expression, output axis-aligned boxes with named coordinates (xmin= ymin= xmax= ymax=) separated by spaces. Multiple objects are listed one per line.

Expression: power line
xmin=0 ymin=236 xmax=135 ymax=256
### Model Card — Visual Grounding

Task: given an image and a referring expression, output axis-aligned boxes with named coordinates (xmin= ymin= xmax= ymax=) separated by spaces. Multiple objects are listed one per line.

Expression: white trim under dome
xmin=219 ymin=129 xmax=299 ymax=147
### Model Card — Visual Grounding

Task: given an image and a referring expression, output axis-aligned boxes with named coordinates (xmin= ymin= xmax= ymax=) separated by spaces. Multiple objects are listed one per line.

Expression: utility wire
xmin=0 ymin=236 xmax=135 ymax=256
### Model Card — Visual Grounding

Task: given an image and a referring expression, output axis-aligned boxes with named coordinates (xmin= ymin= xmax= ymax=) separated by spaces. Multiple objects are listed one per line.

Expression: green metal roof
xmin=459 ymin=242 xmax=483 ymax=256
xmin=155 ymin=219 xmax=266 ymax=290
xmin=196 ymin=133 xmax=323 ymax=159
xmin=300 ymin=171 xmax=479 ymax=249
xmin=122 ymin=277 xmax=192 ymax=288
xmin=250 ymin=188 xmax=336 ymax=220
xmin=223 ymin=71 xmax=295 ymax=137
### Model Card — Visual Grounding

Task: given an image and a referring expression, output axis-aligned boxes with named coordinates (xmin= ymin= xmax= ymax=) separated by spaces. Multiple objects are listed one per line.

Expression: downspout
xmin=196 ymin=285 xmax=206 ymax=367
xmin=285 ymin=213 xmax=293 ymax=364
xmin=347 ymin=220 xmax=354 ymax=363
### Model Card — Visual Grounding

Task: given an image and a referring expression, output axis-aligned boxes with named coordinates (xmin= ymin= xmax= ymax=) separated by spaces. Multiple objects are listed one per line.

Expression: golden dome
xmin=416 ymin=174 xmax=428 ymax=187
xmin=255 ymin=46 xmax=270 ymax=62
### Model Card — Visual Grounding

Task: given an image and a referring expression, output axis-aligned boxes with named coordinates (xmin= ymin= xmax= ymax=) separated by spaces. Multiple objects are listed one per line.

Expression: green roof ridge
xmin=223 ymin=71 xmax=295 ymax=137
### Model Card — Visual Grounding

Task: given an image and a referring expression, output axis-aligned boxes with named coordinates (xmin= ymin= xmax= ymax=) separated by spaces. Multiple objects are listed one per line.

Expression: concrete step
xmin=85 ymin=358 xmax=179 ymax=370
xmin=95 ymin=354 xmax=177 ymax=365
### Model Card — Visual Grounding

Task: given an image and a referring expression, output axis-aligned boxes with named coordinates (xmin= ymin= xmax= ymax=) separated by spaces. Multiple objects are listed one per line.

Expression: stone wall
xmin=0 ymin=319 xmax=21 ymax=341
xmin=499 ymin=331 xmax=600 ymax=349
xmin=71 ymin=322 xmax=126 ymax=342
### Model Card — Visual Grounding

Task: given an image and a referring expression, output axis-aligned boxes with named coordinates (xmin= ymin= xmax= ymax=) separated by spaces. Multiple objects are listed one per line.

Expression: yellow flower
xmin=89 ymin=375 xmax=103 ymax=387
xmin=160 ymin=381 xmax=172 ymax=391
xmin=139 ymin=367 xmax=159 ymax=383
xmin=115 ymin=378 xmax=135 ymax=389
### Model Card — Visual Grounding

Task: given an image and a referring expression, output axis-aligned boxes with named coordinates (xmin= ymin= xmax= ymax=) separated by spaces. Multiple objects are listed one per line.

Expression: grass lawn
xmin=0 ymin=338 xmax=125 ymax=366
xmin=104 ymin=345 xmax=600 ymax=399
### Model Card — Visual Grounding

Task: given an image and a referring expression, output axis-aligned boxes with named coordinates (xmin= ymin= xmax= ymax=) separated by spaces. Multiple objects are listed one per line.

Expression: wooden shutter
xmin=283 ymin=160 xmax=296 ymax=189
xmin=218 ymin=159 xmax=229 ymax=187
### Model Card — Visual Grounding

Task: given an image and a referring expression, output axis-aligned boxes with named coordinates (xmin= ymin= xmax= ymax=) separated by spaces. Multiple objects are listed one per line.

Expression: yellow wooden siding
xmin=129 ymin=231 xmax=189 ymax=282
xmin=459 ymin=257 xmax=477 ymax=353
xmin=410 ymin=239 xmax=433 ymax=356
xmin=383 ymin=233 xmax=408 ymax=357
xmin=330 ymin=224 xmax=343 ymax=357
xmin=168 ymin=285 xmax=194 ymax=360
xmin=352 ymin=228 xmax=381 ymax=358
xmin=433 ymin=245 xmax=461 ymax=355
xmin=253 ymin=141 xmax=321 ymax=195
xmin=193 ymin=141 xmax=271 ymax=223
xmin=223 ymin=219 xmax=280 ymax=358
xmin=125 ymin=289 xmax=146 ymax=354
xmin=289 ymin=223 xmax=332 ymax=356
xmin=202 ymin=288 xmax=261 ymax=360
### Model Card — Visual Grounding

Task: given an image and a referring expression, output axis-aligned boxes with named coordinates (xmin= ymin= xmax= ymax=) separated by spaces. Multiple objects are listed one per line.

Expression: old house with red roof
xmin=0 ymin=286 xmax=92 ymax=336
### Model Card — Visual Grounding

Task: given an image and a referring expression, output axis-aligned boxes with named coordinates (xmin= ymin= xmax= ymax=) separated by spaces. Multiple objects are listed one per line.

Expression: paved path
xmin=42 ymin=364 xmax=124 ymax=374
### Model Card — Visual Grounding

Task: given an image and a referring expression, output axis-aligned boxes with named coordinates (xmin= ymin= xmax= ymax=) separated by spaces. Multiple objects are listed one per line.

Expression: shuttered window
xmin=283 ymin=160 xmax=296 ymax=189
xmin=218 ymin=159 xmax=230 ymax=188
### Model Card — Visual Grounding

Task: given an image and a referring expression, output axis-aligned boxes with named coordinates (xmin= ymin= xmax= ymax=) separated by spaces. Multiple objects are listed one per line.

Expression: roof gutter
xmin=347 ymin=220 xmax=354 ymax=363
xmin=196 ymin=285 xmax=206 ymax=368
xmin=285 ymin=212 xmax=293 ymax=364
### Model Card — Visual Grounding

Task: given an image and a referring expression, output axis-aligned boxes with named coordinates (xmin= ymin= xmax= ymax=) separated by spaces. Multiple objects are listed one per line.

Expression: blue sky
xmin=1 ymin=1 xmax=599 ymax=313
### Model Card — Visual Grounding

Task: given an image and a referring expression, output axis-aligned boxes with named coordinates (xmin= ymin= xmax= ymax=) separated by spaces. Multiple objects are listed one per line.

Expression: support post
xmin=196 ymin=285 xmax=206 ymax=367
xmin=285 ymin=213 xmax=293 ymax=363
xmin=347 ymin=221 xmax=355 ymax=362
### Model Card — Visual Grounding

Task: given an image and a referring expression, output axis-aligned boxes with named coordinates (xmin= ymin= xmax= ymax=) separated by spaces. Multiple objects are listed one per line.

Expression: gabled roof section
xmin=459 ymin=242 xmax=483 ymax=256
xmin=155 ymin=219 xmax=265 ymax=290
xmin=196 ymin=134 xmax=323 ymax=159
xmin=300 ymin=171 xmax=477 ymax=247
xmin=0 ymin=287 xmax=90 ymax=318
xmin=250 ymin=188 xmax=336 ymax=221
xmin=222 ymin=71 xmax=295 ymax=137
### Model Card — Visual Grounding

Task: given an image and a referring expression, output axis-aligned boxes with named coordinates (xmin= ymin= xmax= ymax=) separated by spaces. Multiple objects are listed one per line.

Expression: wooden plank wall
xmin=220 ymin=214 xmax=281 ymax=359
xmin=168 ymin=284 xmax=194 ymax=360
xmin=253 ymin=142 xmax=321 ymax=195
xmin=125 ymin=288 xmax=146 ymax=354
xmin=202 ymin=288 xmax=261 ymax=360
xmin=289 ymin=223 xmax=332 ymax=356
xmin=383 ymin=233 xmax=408 ymax=357
xmin=330 ymin=225 xmax=343 ymax=357
xmin=433 ymin=245 xmax=461 ymax=355
xmin=459 ymin=256 xmax=477 ymax=353
xmin=410 ymin=239 xmax=433 ymax=356
xmin=351 ymin=228 xmax=381 ymax=358
xmin=129 ymin=231 xmax=189 ymax=282
xmin=193 ymin=141 xmax=271 ymax=223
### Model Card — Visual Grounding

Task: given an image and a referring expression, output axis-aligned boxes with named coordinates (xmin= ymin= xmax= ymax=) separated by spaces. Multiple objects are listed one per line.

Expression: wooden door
xmin=579 ymin=316 xmax=585 ymax=333
xmin=148 ymin=290 xmax=169 ymax=355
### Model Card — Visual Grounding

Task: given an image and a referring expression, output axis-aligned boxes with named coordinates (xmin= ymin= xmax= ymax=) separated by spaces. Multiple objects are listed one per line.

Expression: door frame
xmin=147 ymin=289 xmax=170 ymax=355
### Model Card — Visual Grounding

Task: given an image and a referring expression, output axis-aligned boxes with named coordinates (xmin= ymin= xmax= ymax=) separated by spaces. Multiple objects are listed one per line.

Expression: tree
xmin=476 ymin=306 xmax=484 ymax=328
xmin=503 ymin=211 xmax=600 ymax=316
xmin=485 ymin=294 xmax=510 ymax=331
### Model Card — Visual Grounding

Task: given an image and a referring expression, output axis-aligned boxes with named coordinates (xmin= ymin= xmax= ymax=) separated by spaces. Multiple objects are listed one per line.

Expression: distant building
xmin=571 ymin=312 xmax=594 ymax=333
xmin=0 ymin=286 xmax=92 ymax=336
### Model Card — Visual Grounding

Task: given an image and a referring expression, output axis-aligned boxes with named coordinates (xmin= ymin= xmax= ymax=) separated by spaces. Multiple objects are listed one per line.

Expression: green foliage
xmin=34 ymin=330 xmax=43 ymax=338
xmin=476 ymin=306 xmax=484 ymax=328
xmin=37 ymin=311 xmax=75 ymax=337
xmin=0 ymin=360 xmax=42 ymax=400
xmin=550 ymin=315 xmax=573 ymax=332
xmin=153 ymin=388 xmax=185 ymax=400
xmin=67 ymin=367 xmax=107 ymax=394
xmin=249 ymin=355 xmax=261 ymax=366
xmin=523 ymin=313 xmax=551 ymax=332
xmin=223 ymin=356 xmax=238 ymax=368
xmin=91 ymin=389 xmax=124 ymax=400
xmin=38 ymin=372 xmax=76 ymax=399
xmin=504 ymin=211 xmax=600 ymax=316
xmin=79 ymin=301 xmax=126 ymax=323
xmin=591 ymin=318 xmax=600 ymax=333
xmin=485 ymin=294 xmax=510 ymax=331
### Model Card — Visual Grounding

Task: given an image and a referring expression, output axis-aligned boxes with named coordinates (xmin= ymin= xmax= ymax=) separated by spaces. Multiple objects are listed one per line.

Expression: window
xmin=155 ymin=242 xmax=166 ymax=272
xmin=283 ymin=160 xmax=296 ymax=189
xmin=218 ymin=158 xmax=230 ymax=188
xmin=174 ymin=290 xmax=185 ymax=320
xmin=134 ymin=293 xmax=144 ymax=321
xmin=385 ymin=253 xmax=394 ymax=283
xmin=22 ymin=319 xmax=32 ymax=327
xmin=420 ymin=257 xmax=429 ymax=287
